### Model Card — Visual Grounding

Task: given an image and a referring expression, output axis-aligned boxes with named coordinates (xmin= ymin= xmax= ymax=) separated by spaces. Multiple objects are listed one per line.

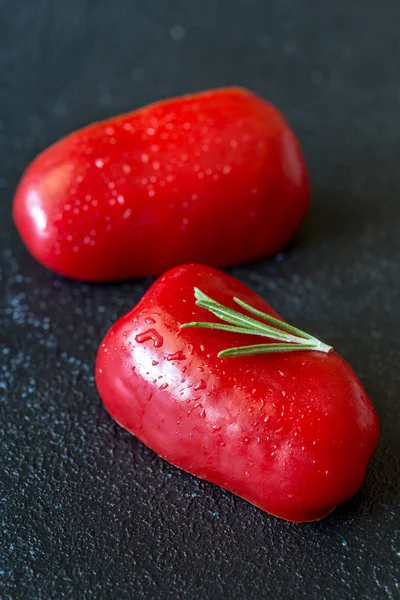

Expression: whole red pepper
xmin=13 ymin=87 xmax=309 ymax=281
xmin=96 ymin=264 xmax=379 ymax=522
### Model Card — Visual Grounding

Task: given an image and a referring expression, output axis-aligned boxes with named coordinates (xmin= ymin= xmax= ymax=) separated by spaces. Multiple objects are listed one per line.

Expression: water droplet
xmin=145 ymin=317 xmax=156 ymax=325
xmin=194 ymin=379 xmax=206 ymax=391
xmin=167 ymin=350 xmax=186 ymax=361
xmin=123 ymin=209 xmax=132 ymax=219
xmin=152 ymin=360 xmax=159 ymax=366
xmin=135 ymin=328 xmax=163 ymax=348
xmin=95 ymin=159 xmax=104 ymax=168
xmin=159 ymin=382 xmax=168 ymax=391
xmin=199 ymin=408 xmax=206 ymax=419
xmin=141 ymin=153 xmax=149 ymax=163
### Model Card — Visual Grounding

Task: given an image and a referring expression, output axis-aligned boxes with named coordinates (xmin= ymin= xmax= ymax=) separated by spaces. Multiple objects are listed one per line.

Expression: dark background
xmin=1 ymin=1 xmax=399 ymax=598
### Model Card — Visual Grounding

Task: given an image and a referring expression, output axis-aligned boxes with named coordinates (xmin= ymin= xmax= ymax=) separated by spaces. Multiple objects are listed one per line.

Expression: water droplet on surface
xmin=152 ymin=360 xmax=159 ymax=366
xmin=194 ymin=379 xmax=206 ymax=391
xmin=135 ymin=329 xmax=163 ymax=348
xmin=95 ymin=159 xmax=104 ymax=168
xmin=199 ymin=408 xmax=206 ymax=419
xmin=145 ymin=317 xmax=156 ymax=325
xmin=167 ymin=350 xmax=186 ymax=361
xmin=159 ymin=382 xmax=168 ymax=391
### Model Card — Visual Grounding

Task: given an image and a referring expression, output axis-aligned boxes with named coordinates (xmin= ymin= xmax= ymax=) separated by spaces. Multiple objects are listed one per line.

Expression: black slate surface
xmin=1 ymin=1 xmax=400 ymax=598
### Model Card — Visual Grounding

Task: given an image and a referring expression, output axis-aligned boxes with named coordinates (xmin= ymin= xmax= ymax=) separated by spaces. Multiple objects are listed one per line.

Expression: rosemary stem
xmin=180 ymin=288 xmax=333 ymax=358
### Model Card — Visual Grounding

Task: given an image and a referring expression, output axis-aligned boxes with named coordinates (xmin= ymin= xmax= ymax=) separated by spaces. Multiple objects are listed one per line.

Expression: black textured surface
xmin=1 ymin=1 xmax=400 ymax=598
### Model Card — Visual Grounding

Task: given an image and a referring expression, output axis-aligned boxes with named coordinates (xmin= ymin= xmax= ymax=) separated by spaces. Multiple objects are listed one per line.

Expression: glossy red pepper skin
xmin=13 ymin=87 xmax=309 ymax=281
xmin=95 ymin=264 xmax=380 ymax=522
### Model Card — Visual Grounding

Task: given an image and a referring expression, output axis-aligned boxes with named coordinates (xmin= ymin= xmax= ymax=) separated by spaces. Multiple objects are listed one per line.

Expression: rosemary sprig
xmin=180 ymin=288 xmax=332 ymax=358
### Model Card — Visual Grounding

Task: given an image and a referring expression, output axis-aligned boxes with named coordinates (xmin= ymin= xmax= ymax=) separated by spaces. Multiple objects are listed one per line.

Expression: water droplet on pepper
xmin=135 ymin=329 xmax=163 ymax=347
